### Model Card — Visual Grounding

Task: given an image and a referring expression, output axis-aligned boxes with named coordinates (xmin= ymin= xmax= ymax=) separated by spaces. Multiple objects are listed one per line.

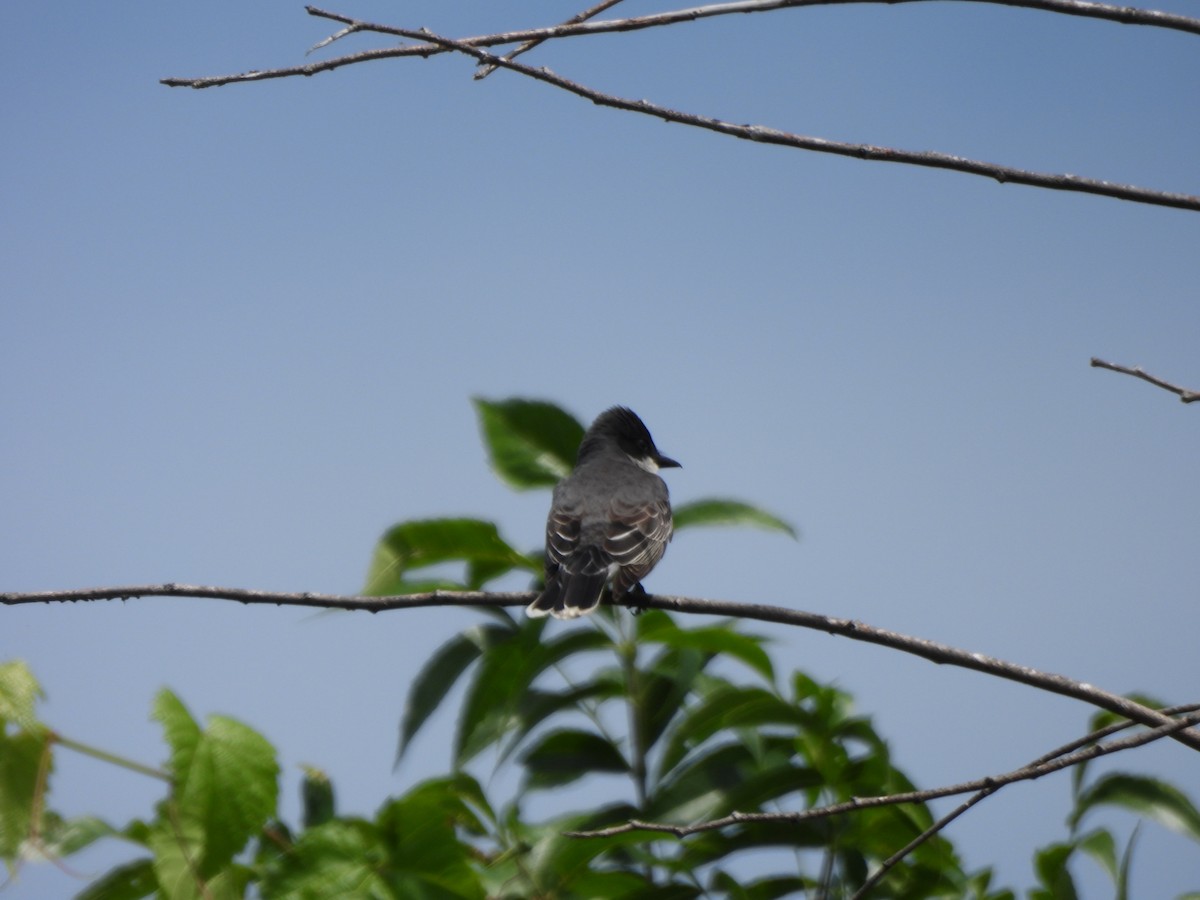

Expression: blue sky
xmin=4 ymin=1 xmax=1199 ymax=896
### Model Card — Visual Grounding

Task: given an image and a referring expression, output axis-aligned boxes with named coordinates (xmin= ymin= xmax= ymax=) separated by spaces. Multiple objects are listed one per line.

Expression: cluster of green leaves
xmin=3 ymin=398 xmax=1199 ymax=898
xmin=391 ymin=606 xmax=998 ymax=898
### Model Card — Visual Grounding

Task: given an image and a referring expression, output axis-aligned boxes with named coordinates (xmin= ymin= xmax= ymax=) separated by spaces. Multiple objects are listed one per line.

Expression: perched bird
xmin=526 ymin=407 xmax=680 ymax=619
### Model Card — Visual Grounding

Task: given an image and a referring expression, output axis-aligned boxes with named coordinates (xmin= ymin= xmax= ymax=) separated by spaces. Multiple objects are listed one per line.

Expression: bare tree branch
xmin=161 ymin=13 xmax=1200 ymax=213
xmin=306 ymin=0 xmax=1200 ymax=50
xmin=1091 ymin=357 xmax=1200 ymax=403
xmin=6 ymin=583 xmax=1200 ymax=751
xmin=851 ymin=701 xmax=1200 ymax=897
xmin=473 ymin=0 xmax=630 ymax=81
xmin=161 ymin=0 xmax=1200 ymax=90
xmin=566 ymin=705 xmax=1200 ymax=841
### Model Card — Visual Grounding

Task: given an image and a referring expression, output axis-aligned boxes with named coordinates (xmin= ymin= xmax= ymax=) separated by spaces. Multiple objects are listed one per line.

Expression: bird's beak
xmin=657 ymin=454 xmax=682 ymax=469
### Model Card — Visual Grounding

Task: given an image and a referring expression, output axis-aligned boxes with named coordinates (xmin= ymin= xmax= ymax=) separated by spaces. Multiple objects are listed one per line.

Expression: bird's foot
xmin=624 ymin=583 xmax=651 ymax=616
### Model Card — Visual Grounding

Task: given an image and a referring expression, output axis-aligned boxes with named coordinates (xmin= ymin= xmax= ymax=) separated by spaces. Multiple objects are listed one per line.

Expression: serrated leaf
xmin=0 ymin=660 xmax=42 ymax=731
xmin=152 ymin=689 xmax=201 ymax=787
xmin=521 ymin=728 xmax=629 ymax=789
xmin=260 ymin=819 xmax=390 ymax=899
xmin=673 ymin=498 xmax=798 ymax=540
xmin=364 ymin=518 xmax=536 ymax=595
xmin=1071 ymin=772 xmax=1200 ymax=843
xmin=147 ymin=819 xmax=207 ymax=900
xmin=375 ymin=778 xmax=486 ymax=898
xmin=179 ymin=715 xmax=279 ymax=872
xmin=473 ymin=397 xmax=584 ymax=489
xmin=153 ymin=695 xmax=278 ymax=879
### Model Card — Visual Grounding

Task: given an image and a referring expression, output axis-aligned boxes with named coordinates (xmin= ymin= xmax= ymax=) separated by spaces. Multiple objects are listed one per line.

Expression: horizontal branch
xmin=569 ymin=705 xmax=1200 ymax=839
xmin=6 ymin=584 xmax=1199 ymax=751
xmin=161 ymin=0 xmax=1200 ymax=90
xmin=1091 ymin=357 xmax=1200 ymax=402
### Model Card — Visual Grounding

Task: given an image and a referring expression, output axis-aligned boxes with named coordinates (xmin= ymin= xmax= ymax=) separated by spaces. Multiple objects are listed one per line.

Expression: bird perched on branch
xmin=526 ymin=406 xmax=680 ymax=620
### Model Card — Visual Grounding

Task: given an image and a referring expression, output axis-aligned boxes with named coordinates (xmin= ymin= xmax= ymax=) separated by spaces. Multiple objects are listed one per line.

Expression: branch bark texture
xmin=6 ymin=584 xmax=1199 ymax=752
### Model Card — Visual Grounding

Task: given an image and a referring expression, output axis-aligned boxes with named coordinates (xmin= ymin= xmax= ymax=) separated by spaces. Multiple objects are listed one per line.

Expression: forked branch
xmin=566 ymin=704 xmax=1200 ymax=840
xmin=159 ymin=4 xmax=1200 ymax=212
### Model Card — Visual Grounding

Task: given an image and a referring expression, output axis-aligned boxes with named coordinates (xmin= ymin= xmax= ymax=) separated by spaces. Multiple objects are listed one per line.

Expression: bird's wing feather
xmin=605 ymin=496 xmax=673 ymax=596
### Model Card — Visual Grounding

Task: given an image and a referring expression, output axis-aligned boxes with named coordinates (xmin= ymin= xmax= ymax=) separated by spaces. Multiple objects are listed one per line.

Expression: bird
xmin=526 ymin=406 xmax=680 ymax=620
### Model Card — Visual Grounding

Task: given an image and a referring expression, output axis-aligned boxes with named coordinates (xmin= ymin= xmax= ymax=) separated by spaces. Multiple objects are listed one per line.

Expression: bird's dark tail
xmin=525 ymin=548 xmax=609 ymax=620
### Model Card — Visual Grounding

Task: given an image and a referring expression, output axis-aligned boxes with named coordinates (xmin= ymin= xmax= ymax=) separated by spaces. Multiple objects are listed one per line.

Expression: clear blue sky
xmin=4 ymin=2 xmax=1199 ymax=896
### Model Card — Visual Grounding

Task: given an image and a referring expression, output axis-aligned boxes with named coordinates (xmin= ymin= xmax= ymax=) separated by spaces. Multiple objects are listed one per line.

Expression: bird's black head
xmin=578 ymin=406 xmax=681 ymax=472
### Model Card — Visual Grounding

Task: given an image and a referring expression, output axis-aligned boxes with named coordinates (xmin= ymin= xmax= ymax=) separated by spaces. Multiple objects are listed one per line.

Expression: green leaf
xmin=0 ymin=660 xmax=42 ymax=731
xmin=260 ymin=819 xmax=390 ymax=900
xmin=375 ymin=778 xmax=487 ymax=899
xmin=36 ymin=813 xmax=117 ymax=859
xmin=398 ymin=627 xmax=496 ymax=761
xmin=1075 ymin=828 xmax=1118 ymax=886
xmin=497 ymin=677 xmax=626 ymax=767
xmin=638 ymin=612 xmax=775 ymax=684
xmin=454 ymin=623 xmax=612 ymax=767
xmin=0 ymin=727 xmax=50 ymax=865
xmin=659 ymin=684 xmax=807 ymax=777
xmin=635 ymin=646 xmax=710 ymax=759
xmin=364 ymin=518 xmax=536 ymax=595
xmin=514 ymin=809 xmax=663 ymax=895
xmin=710 ymin=871 xmax=812 ymax=900
xmin=152 ymin=689 xmax=201 ymax=788
xmin=180 ymin=715 xmax=279 ymax=871
xmin=672 ymin=498 xmax=799 ymax=540
xmin=1031 ymin=842 xmax=1079 ymax=900
xmin=473 ymin=397 xmax=584 ymax=489
xmin=1071 ymin=772 xmax=1200 ymax=843
xmin=520 ymin=728 xmax=630 ymax=789
xmin=147 ymin=819 xmax=208 ymax=900
xmin=75 ymin=858 xmax=158 ymax=900
xmin=153 ymin=693 xmax=279 ymax=876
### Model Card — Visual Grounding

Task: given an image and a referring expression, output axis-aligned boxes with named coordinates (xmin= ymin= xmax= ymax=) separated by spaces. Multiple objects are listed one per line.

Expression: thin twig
xmin=162 ymin=14 xmax=1200 ymax=213
xmin=5 ymin=584 xmax=1200 ymax=751
xmin=474 ymin=0 xmax=630 ymax=81
xmin=162 ymin=0 xmax=1200 ymax=90
xmin=569 ymin=707 xmax=1200 ymax=840
xmin=1091 ymin=357 xmax=1200 ymax=402
xmin=850 ymin=702 xmax=1200 ymax=897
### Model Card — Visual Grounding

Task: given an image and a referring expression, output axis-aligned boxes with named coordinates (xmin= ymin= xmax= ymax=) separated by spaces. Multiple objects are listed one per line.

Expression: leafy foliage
xmin=3 ymin=400 xmax=1197 ymax=897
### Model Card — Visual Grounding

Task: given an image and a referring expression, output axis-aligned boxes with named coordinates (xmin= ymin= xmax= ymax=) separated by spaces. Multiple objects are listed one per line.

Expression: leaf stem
xmin=52 ymin=732 xmax=171 ymax=782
